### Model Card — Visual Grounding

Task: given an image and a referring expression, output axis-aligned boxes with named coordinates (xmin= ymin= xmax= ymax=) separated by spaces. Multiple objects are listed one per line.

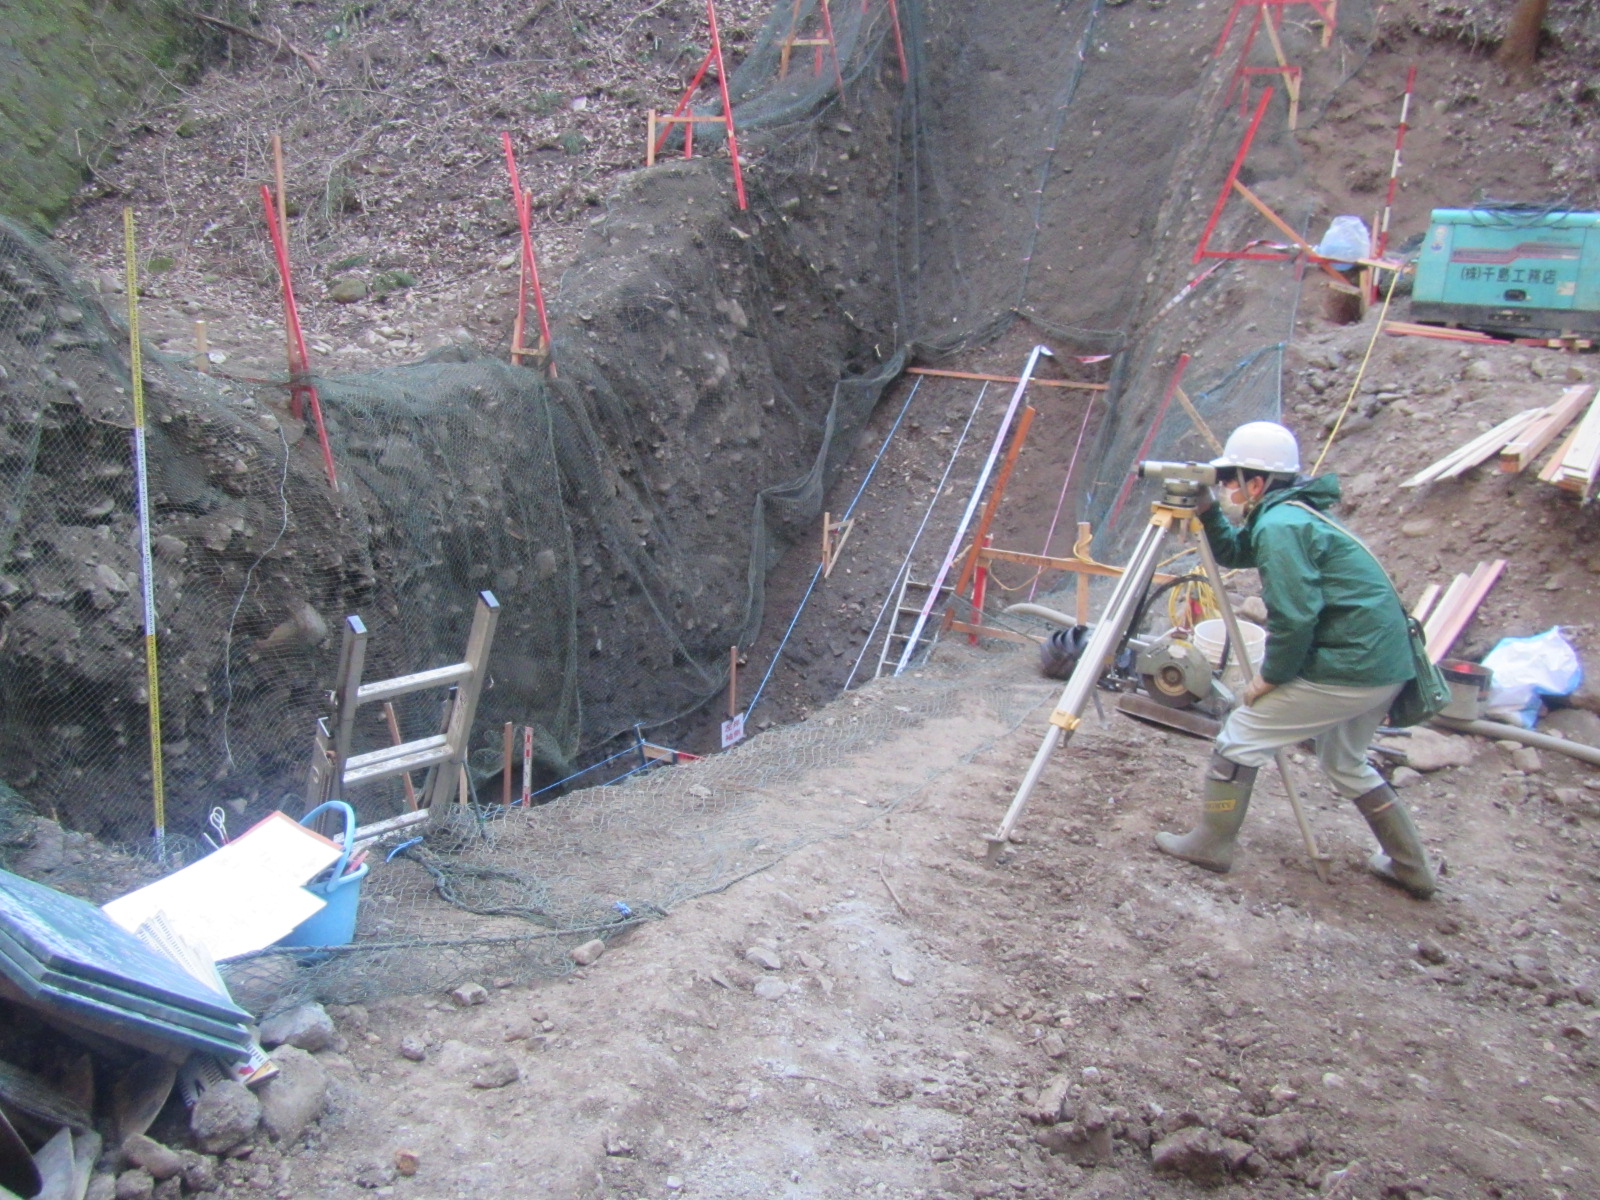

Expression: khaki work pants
xmin=1215 ymin=677 xmax=1405 ymax=798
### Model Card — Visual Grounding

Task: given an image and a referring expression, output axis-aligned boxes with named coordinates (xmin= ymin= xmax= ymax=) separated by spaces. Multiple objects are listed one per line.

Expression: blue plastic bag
xmin=1480 ymin=627 xmax=1583 ymax=728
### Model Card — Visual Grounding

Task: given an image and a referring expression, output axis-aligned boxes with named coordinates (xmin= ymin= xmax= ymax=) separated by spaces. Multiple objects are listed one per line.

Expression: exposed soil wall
xmin=0 ymin=0 xmax=210 ymax=227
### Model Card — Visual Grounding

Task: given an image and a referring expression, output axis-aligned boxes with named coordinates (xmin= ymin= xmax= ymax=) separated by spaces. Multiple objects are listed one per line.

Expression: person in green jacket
xmin=1154 ymin=421 xmax=1437 ymax=898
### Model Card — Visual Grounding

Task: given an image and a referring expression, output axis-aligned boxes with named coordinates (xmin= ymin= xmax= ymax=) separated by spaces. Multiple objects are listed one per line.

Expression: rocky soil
xmin=5 ymin=0 xmax=1600 ymax=1197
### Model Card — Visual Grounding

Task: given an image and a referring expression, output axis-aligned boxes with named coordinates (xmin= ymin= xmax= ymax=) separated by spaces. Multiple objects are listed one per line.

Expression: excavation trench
xmin=0 ymin=0 xmax=1356 ymax=848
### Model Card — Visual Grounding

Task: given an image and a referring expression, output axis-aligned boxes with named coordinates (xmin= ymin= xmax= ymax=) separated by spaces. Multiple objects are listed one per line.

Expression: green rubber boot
xmin=1154 ymin=751 xmax=1257 ymax=873
xmin=1353 ymin=784 xmax=1437 ymax=899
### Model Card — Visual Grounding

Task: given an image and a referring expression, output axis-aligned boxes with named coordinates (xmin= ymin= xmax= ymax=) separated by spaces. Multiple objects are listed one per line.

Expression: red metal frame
xmin=1192 ymin=89 xmax=1278 ymax=265
xmin=885 ymin=0 xmax=908 ymax=82
xmin=650 ymin=0 xmax=747 ymax=210
xmin=260 ymin=185 xmax=338 ymax=490
xmin=1213 ymin=0 xmax=1336 ymax=59
xmin=501 ymin=132 xmax=554 ymax=368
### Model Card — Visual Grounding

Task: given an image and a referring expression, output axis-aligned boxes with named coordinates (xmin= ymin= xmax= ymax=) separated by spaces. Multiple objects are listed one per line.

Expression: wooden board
xmin=905 ymin=367 xmax=1107 ymax=391
xmin=1421 ymin=572 xmax=1469 ymax=649
xmin=1400 ymin=409 xmax=1542 ymax=488
xmin=1500 ymin=385 xmax=1595 ymax=473
xmin=1425 ymin=560 xmax=1506 ymax=662
xmin=1384 ymin=320 xmax=1507 ymax=344
xmin=1555 ymin=386 xmax=1600 ymax=494
xmin=1410 ymin=581 xmax=1442 ymax=623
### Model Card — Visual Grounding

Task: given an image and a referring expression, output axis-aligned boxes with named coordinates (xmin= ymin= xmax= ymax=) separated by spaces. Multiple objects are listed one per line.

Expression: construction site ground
xmin=16 ymin=0 xmax=1600 ymax=1196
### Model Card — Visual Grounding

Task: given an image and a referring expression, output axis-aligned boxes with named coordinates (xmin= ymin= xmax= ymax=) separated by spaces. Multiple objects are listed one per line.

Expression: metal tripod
xmin=983 ymin=477 xmax=1330 ymax=881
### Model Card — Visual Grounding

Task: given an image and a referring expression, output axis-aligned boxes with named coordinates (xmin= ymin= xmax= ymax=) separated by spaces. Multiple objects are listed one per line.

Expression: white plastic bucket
xmin=1191 ymin=618 xmax=1266 ymax=693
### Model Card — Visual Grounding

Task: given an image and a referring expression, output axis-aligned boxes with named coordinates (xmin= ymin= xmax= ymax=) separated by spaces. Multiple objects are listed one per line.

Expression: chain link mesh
xmin=0 ymin=0 xmax=1378 ymax=1011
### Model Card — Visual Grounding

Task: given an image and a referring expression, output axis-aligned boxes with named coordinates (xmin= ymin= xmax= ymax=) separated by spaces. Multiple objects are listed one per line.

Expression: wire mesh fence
xmin=0 ymin=0 xmax=1382 ymax=1010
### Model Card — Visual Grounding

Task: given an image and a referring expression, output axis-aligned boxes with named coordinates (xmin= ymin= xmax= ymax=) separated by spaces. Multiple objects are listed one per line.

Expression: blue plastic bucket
xmin=279 ymin=801 xmax=368 ymax=948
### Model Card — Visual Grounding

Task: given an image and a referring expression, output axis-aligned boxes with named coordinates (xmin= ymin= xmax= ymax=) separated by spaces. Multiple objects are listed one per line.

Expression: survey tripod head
xmin=1137 ymin=460 xmax=1218 ymax=509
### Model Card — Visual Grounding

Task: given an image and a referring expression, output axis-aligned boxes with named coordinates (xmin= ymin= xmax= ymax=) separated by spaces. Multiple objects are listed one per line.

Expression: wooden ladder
xmin=873 ymin=572 xmax=948 ymax=679
xmin=306 ymin=591 xmax=501 ymax=813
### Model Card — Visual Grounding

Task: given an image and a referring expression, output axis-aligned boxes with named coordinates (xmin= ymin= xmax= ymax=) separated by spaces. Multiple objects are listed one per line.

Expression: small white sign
xmin=720 ymin=713 xmax=746 ymax=749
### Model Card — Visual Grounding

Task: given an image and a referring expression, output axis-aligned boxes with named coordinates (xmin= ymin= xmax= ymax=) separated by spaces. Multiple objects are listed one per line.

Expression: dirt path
xmin=226 ymin=640 xmax=1600 ymax=1200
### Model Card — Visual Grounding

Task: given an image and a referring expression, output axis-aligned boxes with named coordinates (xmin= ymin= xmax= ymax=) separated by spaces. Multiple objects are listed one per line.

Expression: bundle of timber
xmin=1539 ymin=385 xmax=1600 ymax=496
xmin=1384 ymin=322 xmax=1595 ymax=351
xmin=1411 ymin=560 xmax=1507 ymax=662
xmin=1403 ymin=385 xmax=1600 ymax=495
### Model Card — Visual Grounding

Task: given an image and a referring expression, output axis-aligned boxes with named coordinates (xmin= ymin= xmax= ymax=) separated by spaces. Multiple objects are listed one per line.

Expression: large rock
xmin=189 ymin=1081 xmax=260 ymax=1154
xmin=1033 ymin=1101 xmax=1113 ymax=1165
xmin=1252 ymin=1112 xmax=1312 ymax=1160
xmin=121 ymin=1135 xmax=183 ymax=1181
xmin=1542 ymin=707 xmax=1600 ymax=748
xmin=1150 ymin=1125 xmax=1229 ymax=1185
xmin=259 ymin=1003 xmax=336 ymax=1052
xmin=257 ymin=1046 xmax=329 ymax=1144
xmin=1380 ymin=727 xmax=1474 ymax=772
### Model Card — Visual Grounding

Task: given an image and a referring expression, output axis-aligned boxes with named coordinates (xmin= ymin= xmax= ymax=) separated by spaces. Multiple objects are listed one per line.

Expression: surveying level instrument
xmin=984 ymin=462 xmax=1330 ymax=880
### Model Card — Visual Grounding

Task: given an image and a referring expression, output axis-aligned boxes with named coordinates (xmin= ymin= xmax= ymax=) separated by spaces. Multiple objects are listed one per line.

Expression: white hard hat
xmin=1212 ymin=421 xmax=1300 ymax=474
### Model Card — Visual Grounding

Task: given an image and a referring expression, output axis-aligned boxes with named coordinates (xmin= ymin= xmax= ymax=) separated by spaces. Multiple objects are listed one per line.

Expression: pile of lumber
xmin=1537 ymin=384 xmax=1600 ymax=495
xmin=1385 ymin=321 xmax=1594 ymax=351
xmin=1384 ymin=320 xmax=1507 ymax=345
xmin=1401 ymin=384 xmax=1599 ymax=495
xmin=1412 ymin=560 xmax=1506 ymax=662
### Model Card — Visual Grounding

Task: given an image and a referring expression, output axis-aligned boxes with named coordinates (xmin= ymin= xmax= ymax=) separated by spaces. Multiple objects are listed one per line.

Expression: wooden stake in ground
xmin=502 ymin=722 xmax=514 ymax=808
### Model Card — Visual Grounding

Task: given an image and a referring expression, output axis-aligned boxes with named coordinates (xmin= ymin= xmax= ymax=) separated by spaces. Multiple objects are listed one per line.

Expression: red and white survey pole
xmin=1375 ymin=65 xmax=1417 ymax=261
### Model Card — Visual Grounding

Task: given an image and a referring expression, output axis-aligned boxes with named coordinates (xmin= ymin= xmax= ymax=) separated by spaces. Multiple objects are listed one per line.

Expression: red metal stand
xmin=647 ymin=0 xmax=748 ymax=210
xmin=260 ymin=185 xmax=338 ymax=490
xmin=780 ymin=0 xmax=844 ymax=97
xmin=1191 ymin=88 xmax=1360 ymax=289
xmin=501 ymin=132 xmax=555 ymax=372
xmin=1213 ymin=0 xmax=1336 ymax=58
xmin=1193 ymin=90 xmax=1284 ymax=265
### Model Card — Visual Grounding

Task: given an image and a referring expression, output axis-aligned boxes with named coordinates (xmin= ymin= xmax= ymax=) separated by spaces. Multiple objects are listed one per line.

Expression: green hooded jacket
xmin=1199 ymin=474 xmax=1413 ymax=688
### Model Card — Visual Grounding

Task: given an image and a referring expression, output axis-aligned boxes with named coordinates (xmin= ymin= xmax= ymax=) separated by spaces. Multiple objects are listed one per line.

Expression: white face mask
xmin=1218 ymin=481 xmax=1254 ymax=525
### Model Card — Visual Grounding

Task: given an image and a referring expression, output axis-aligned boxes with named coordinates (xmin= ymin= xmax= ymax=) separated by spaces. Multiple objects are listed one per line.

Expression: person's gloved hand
xmin=1195 ymin=485 xmax=1215 ymax=515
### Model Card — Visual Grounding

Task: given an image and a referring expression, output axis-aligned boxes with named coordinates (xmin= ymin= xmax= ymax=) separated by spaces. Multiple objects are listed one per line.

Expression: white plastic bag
xmin=1314 ymin=215 xmax=1371 ymax=267
xmin=1480 ymin=627 xmax=1583 ymax=728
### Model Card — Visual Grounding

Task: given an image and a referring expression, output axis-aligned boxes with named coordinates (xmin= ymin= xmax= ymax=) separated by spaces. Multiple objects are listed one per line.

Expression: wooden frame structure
xmin=306 ymin=592 xmax=501 ymax=814
xmin=821 ymin=511 xmax=855 ymax=577
xmin=501 ymin=132 xmax=555 ymax=372
xmin=1223 ymin=0 xmax=1303 ymax=130
xmin=943 ymin=524 xmax=1177 ymax=647
xmin=1191 ymin=88 xmax=1385 ymax=286
xmin=645 ymin=0 xmax=747 ymax=210
xmin=1213 ymin=0 xmax=1337 ymax=58
xmin=779 ymin=0 xmax=844 ymax=95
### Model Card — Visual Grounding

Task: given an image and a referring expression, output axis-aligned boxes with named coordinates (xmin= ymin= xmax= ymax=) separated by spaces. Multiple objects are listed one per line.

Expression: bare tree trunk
xmin=1497 ymin=0 xmax=1549 ymax=81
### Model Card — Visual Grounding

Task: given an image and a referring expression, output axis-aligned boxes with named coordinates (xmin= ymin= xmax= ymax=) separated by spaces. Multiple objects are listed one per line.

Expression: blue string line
xmin=746 ymin=378 xmax=922 ymax=718
xmin=523 ymin=742 xmax=643 ymax=803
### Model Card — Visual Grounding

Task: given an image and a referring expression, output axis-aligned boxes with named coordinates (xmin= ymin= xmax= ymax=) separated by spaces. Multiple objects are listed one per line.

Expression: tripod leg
xmin=985 ymin=516 xmax=1173 ymax=863
xmin=1192 ymin=527 xmax=1332 ymax=884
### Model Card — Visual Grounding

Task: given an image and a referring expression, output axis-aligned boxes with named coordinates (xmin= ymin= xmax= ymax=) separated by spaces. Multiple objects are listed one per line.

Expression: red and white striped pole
xmin=1375 ymin=65 xmax=1417 ymax=260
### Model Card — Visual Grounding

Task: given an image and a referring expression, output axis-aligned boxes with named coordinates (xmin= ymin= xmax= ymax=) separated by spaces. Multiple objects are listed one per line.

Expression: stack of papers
xmin=103 ymin=812 xmax=341 ymax=962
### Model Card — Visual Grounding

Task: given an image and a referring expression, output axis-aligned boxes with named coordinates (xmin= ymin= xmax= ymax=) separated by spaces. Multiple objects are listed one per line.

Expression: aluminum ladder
xmin=873 ymin=572 xmax=949 ymax=679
